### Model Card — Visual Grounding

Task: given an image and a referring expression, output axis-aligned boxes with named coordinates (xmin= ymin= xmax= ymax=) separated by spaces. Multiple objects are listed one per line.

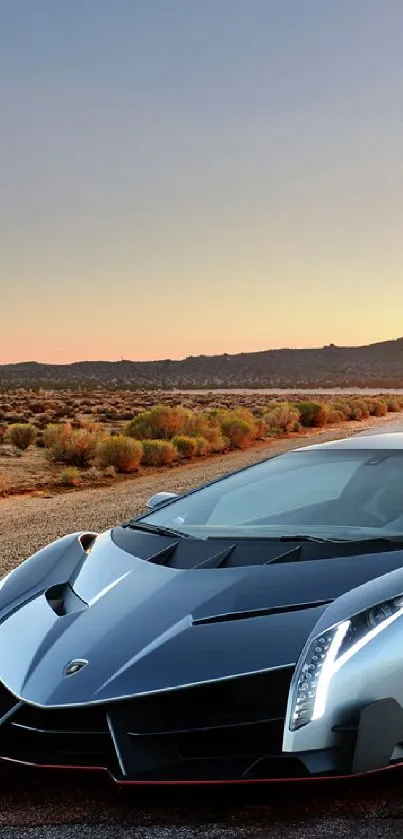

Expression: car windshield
xmin=137 ymin=448 xmax=403 ymax=541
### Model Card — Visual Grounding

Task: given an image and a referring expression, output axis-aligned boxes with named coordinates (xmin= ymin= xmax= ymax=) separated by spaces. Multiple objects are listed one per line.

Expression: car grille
xmin=0 ymin=667 xmax=307 ymax=781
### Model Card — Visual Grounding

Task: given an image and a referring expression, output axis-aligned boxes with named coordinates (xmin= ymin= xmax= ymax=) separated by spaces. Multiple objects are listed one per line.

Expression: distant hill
xmin=2 ymin=338 xmax=403 ymax=389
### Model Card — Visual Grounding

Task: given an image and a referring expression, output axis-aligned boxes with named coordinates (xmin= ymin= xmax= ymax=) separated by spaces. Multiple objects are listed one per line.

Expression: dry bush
xmin=294 ymin=402 xmax=328 ymax=428
xmin=202 ymin=425 xmax=227 ymax=451
xmin=350 ymin=399 xmax=370 ymax=420
xmin=81 ymin=466 xmax=102 ymax=482
xmin=387 ymin=398 xmax=401 ymax=412
xmin=103 ymin=464 xmax=117 ymax=478
xmin=5 ymin=413 xmax=29 ymax=425
xmin=28 ymin=401 xmax=47 ymax=414
xmin=173 ymin=435 xmax=198 ymax=459
xmin=325 ymin=409 xmax=344 ymax=424
xmin=35 ymin=412 xmax=54 ymax=429
xmin=141 ymin=440 xmax=177 ymax=466
xmin=331 ymin=401 xmax=352 ymax=420
xmin=125 ymin=405 xmax=189 ymax=440
xmin=182 ymin=411 xmax=212 ymax=438
xmin=367 ymin=398 xmax=388 ymax=417
xmin=44 ymin=422 xmax=72 ymax=448
xmin=253 ymin=417 xmax=267 ymax=439
xmin=60 ymin=466 xmax=81 ymax=487
xmin=46 ymin=423 xmax=101 ymax=467
xmin=6 ymin=422 xmax=37 ymax=449
xmin=96 ymin=436 xmax=143 ymax=473
xmin=220 ymin=417 xmax=255 ymax=449
xmin=193 ymin=436 xmax=211 ymax=456
xmin=264 ymin=403 xmax=300 ymax=433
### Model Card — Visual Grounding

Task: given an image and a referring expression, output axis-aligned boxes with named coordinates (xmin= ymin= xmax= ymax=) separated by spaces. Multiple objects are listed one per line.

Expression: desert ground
xmin=1 ymin=412 xmax=403 ymax=837
xmin=1 ymin=387 xmax=402 ymax=499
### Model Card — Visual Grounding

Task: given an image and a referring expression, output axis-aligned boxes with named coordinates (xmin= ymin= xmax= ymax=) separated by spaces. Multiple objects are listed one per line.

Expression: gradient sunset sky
xmin=1 ymin=1 xmax=403 ymax=364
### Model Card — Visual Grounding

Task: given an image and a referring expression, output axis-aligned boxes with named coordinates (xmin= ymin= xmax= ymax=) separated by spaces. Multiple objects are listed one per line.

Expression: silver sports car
xmin=1 ymin=432 xmax=403 ymax=783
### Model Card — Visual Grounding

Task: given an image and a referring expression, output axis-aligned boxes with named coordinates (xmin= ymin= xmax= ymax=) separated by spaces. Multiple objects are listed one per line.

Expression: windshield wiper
xmin=127 ymin=522 xmax=192 ymax=540
xmin=277 ymin=534 xmax=352 ymax=543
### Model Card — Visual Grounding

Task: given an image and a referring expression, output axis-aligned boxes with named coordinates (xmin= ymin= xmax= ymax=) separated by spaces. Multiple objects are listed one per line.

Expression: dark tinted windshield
xmin=138 ymin=449 xmax=403 ymax=540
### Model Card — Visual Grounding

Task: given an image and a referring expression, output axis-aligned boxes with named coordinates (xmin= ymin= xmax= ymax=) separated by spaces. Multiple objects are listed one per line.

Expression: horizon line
xmin=2 ymin=336 xmax=403 ymax=367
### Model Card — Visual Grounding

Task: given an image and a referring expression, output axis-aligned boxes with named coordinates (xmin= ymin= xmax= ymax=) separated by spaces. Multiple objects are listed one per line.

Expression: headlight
xmin=289 ymin=594 xmax=403 ymax=731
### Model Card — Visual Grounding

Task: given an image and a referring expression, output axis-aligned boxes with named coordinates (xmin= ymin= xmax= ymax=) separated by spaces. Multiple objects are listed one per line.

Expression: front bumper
xmin=0 ymin=672 xmax=402 ymax=784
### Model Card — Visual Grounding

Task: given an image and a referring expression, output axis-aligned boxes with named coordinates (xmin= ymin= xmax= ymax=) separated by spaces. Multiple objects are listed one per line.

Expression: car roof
xmin=293 ymin=432 xmax=403 ymax=452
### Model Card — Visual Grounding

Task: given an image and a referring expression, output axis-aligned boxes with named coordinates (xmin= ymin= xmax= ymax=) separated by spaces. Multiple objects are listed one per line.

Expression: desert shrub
xmin=0 ymin=424 xmax=5 ymax=444
xmin=48 ymin=425 xmax=100 ymax=467
xmin=193 ymin=436 xmax=211 ymax=456
xmin=325 ymin=409 xmax=344 ymax=424
xmin=264 ymin=403 xmax=300 ymax=433
xmin=44 ymin=422 xmax=69 ymax=448
xmin=103 ymin=464 xmax=117 ymax=478
xmin=36 ymin=431 xmax=45 ymax=448
xmin=141 ymin=439 xmax=177 ymax=466
xmin=60 ymin=466 xmax=81 ymax=487
xmin=173 ymin=435 xmax=198 ymax=459
xmin=348 ymin=404 xmax=362 ymax=421
xmin=253 ymin=417 xmax=267 ymax=439
xmin=351 ymin=399 xmax=370 ymax=420
xmin=387 ymin=398 xmax=400 ymax=412
xmin=6 ymin=422 xmax=36 ymax=450
xmin=220 ymin=417 xmax=255 ymax=449
xmin=232 ymin=407 xmax=258 ymax=427
xmin=331 ymin=401 xmax=353 ymax=420
xmin=96 ymin=436 xmax=143 ymax=473
xmin=5 ymin=414 xmax=28 ymax=424
xmin=71 ymin=418 xmax=85 ymax=429
xmin=367 ymin=398 xmax=388 ymax=417
xmin=202 ymin=425 xmax=227 ymax=452
xmin=124 ymin=405 xmax=188 ymax=440
xmin=209 ymin=408 xmax=230 ymax=422
xmin=29 ymin=401 xmax=47 ymax=414
xmin=81 ymin=466 xmax=102 ymax=482
xmin=228 ymin=407 xmax=268 ymax=440
xmin=182 ymin=411 xmax=212 ymax=438
xmin=294 ymin=402 xmax=328 ymax=428
xmin=36 ymin=412 xmax=53 ymax=429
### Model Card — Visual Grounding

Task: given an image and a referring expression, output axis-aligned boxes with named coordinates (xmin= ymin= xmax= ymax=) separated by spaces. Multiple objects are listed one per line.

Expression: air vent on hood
xmin=45 ymin=583 xmax=88 ymax=616
xmin=192 ymin=599 xmax=333 ymax=626
xmin=79 ymin=533 xmax=98 ymax=552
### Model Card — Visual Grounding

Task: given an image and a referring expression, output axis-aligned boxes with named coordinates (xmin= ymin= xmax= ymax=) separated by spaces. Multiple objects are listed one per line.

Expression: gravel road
xmin=1 ymin=411 xmax=403 ymax=837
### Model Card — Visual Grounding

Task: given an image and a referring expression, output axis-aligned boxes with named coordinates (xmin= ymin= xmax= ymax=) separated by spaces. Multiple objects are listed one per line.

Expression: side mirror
xmin=146 ymin=491 xmax=178 ymax=510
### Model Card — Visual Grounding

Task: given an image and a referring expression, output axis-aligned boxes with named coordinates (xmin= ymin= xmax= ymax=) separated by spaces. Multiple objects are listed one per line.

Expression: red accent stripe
xmin=1 ymin=754 xmax=403 ymax=785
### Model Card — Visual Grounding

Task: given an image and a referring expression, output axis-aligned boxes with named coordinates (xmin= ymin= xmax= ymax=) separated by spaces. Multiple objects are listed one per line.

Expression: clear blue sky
xmin=1 ymin=1 xmax=403 ymax=363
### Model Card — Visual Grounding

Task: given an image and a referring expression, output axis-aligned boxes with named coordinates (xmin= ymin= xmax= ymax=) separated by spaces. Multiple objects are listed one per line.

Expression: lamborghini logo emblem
xmin=63 ymin=659 xmax=88 ymax=677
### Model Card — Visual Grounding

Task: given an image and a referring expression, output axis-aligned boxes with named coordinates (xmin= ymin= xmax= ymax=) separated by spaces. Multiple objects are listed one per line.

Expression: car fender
xmin=0 ymin=531 xmax=98 ymax=620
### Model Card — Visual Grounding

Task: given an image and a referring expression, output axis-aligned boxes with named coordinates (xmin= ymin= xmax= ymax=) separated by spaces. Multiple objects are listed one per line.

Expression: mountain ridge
xmin=2 ymin=338 xmax=403 ymax=388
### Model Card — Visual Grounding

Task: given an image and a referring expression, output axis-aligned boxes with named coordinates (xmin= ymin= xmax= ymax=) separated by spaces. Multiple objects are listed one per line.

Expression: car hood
xmin=1 ymin=529 xmax=403 ymax=707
